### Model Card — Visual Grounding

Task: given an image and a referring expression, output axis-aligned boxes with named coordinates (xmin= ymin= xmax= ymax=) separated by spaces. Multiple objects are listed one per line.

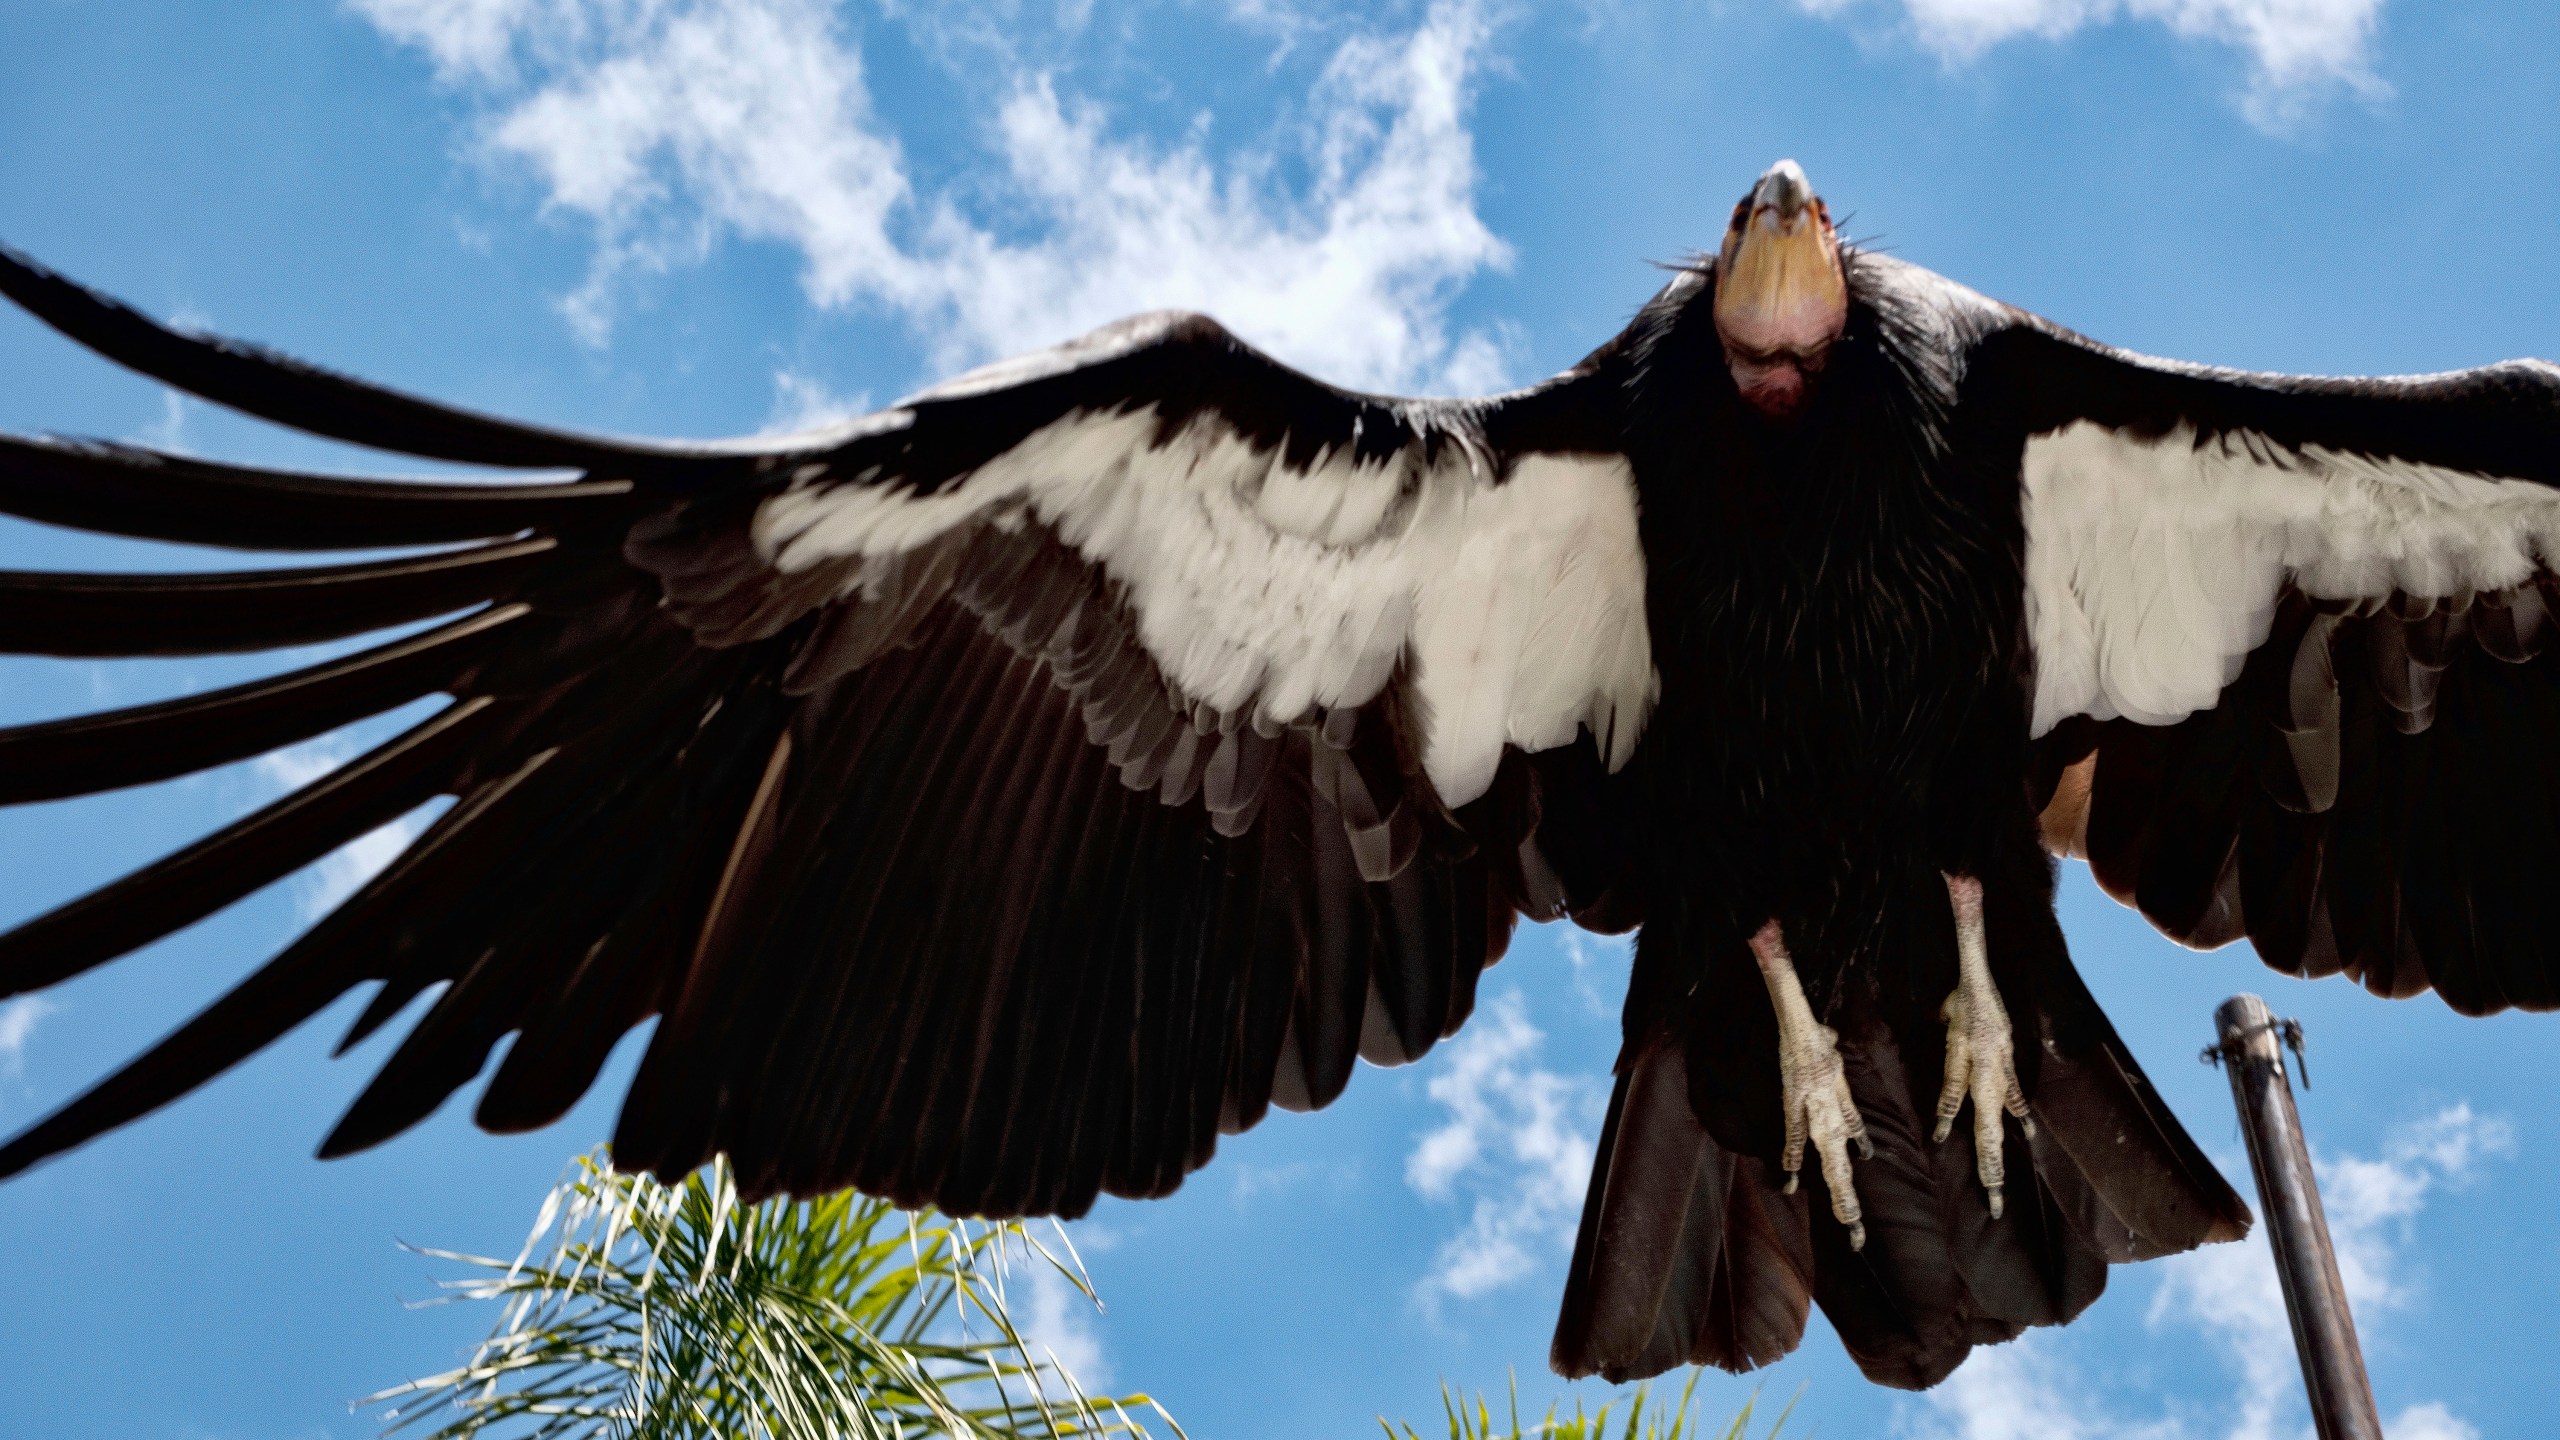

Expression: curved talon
xmin=1939 ymin=874 xmax=2034 ymax=1219
xmin=1752 ymin=920 xmax=1870 ymax=1249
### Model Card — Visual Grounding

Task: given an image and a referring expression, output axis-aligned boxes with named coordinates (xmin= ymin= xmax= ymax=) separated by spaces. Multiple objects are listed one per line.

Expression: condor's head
xmin=1714 ymin=159 xmax=1848 ymax=423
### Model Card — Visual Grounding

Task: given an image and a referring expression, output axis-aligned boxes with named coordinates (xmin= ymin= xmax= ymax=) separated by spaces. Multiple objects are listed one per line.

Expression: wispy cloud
xmin=352 ymin=0 xmax=1514 ymax=392
xmin=1910 ymin=1103 xmax=2509 ymax=1440
xmin=351 ymin=0 xmax=548 ymax=82
xmin=761 ymin=370 xmax=872 ymax=437
xmin=2147 ymin=1103 xmax=2507 ymax=1440
xmin=0 ymin=996 xmax=56 ymax=1081
xmin=254 ymin=737 xmax=429 ymax=922
xmin=134 ymin=388 xmax=189 ymax=452
xmin=1798 ymin=0 xmax=2390 ymax=130
xmin=1405 ymin=989 xmax=1604 ymax=1313
xmin=1554 ymin=925 xmax=1631 ymax=1018
xmin=1019 ymin=1257 xmax=1112 ymax=1389
xmin=1228 ymin=1157 xmax=1362 ymax=1207
xmin=1909 ymin=1339 xmax=2158 ymax=1440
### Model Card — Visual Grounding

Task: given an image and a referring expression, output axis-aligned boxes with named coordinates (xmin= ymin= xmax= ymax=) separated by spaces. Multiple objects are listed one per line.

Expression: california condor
xmin=5 ymin=159 xmax=2557 ymax=1388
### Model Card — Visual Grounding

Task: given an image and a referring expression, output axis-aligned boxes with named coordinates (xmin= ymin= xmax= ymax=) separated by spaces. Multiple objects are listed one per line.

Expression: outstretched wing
xmin=0 ymin=246 xmax=1654 ymax=1210
xmin=1959 ymin=275 xmax=2560 ymax=1013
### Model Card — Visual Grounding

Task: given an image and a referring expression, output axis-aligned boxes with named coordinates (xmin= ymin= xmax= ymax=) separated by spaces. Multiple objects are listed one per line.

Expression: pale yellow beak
xmin=1714 ymin=159 xmax=1848 ymax=365
xmin=1712 ymin=161 xmax=1847 ymax=420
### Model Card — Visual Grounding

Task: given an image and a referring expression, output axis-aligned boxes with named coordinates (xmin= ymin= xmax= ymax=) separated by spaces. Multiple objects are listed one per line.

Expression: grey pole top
xmin=2212 ymin=994 xmax=2380 ymax=1440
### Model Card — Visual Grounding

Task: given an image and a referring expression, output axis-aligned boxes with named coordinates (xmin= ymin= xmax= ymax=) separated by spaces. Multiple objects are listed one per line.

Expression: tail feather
xmin=1853 ymin=1019 xmax=2106 ymax=1333
xmin=1807 ymin=1018 xmax=2117 ymax=1391
xmin=1813 ymin=1024 xmax=2020 ymax=1389
xmin=1995 ymin=826 xmax=2252 ymax=1260
xmin=1551 ymin=1034 xmax=1812 ymax=1382
xmin=2033 ymin=959 xmax=2254 ymax=1259
xmin=1708 ymin=1152 xmax=1818 ymax=1371
xmin=1552 ymin=967 xmax=2245 ymax=1392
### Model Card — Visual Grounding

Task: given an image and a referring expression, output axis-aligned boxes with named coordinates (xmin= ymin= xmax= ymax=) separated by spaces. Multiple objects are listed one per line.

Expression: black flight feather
xmin=0 ymin=537 xmax=554 ymax=658
xmin=0 ymin=433 xmax=630 ymax=551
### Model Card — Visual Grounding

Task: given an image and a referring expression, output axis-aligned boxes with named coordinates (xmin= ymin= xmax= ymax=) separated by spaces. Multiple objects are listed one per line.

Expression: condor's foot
xmin=1936 ymin=873 xmax=2034 ymax=1218
xmin=1749 ymin=919 xmax=1873 ymax=1249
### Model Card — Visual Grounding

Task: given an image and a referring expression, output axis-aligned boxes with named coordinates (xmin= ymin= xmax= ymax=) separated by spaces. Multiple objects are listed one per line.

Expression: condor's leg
xmin=1748 ymin=919 xmax=1873 ymax=1249
xmin=1935 ymin=873 xmax=2034 ymax=1217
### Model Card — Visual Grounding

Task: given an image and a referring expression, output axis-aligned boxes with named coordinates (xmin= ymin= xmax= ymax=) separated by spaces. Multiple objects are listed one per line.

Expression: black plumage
xmin=6 ymin=158 xmax=2560 ymax=1390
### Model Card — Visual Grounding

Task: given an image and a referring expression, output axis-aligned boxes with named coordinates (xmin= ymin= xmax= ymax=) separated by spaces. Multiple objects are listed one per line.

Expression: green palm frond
xmin=369 ymin=1151 xmax=1176 ymax=1440
xmin=1377 ymin=1370 xmax=1795 ymax=1440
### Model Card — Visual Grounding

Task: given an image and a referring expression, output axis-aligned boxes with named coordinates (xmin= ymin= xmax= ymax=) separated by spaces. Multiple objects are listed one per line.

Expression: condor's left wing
xmin=0 ymin=245 xmax=1652 ymax=1208
xmin=1944 ymin=264 xmax=2560 ymax=1014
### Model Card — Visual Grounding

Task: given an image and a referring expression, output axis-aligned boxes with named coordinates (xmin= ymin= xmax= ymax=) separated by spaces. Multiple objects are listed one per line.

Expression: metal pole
xmin=2210 ymin=993 xmax=2381 ymax=1440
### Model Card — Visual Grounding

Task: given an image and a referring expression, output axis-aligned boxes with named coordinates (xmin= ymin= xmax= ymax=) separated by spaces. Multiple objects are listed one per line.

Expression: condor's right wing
xmin=0 ymin=245 xmax=1653 ymax=1214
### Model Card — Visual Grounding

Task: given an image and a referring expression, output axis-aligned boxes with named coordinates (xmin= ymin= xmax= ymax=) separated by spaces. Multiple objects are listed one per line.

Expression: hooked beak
xmin=1715 ymin=159 xmax=1848 ymax=420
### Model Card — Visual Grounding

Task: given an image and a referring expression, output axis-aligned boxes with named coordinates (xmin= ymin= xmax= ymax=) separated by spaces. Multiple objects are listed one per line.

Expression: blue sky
xmin=2 ymin=1 xmax=2556 ymax=1436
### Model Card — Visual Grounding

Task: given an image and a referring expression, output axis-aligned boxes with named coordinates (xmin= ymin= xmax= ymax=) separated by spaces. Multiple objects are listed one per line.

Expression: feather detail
xmin=748 ymin=410 xmax=1650 ymax=809
xmin=2026 ymin=420 xmax=2560 ymax=734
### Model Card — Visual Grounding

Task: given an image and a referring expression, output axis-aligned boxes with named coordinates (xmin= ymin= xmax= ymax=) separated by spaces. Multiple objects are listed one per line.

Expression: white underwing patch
xmin=2024 ymin=420 xmax=2560 ymax=733
xmin=751 ymin=407 xmax=1657 ymax=806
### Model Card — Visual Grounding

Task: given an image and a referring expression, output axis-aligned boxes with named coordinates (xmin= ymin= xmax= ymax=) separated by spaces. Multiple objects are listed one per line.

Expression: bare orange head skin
xmin=1714 ymin=159 xmax=1848 ymax=422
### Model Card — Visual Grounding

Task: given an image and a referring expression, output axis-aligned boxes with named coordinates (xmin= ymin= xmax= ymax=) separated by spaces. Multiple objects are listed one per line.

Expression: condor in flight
xmin=5 ymin=159 xmax=2558 ymax=1389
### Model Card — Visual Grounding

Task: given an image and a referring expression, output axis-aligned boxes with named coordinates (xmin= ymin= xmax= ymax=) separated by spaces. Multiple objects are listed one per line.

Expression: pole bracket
xmin=2201 ymin=1013 xmax=2309 ymax=1088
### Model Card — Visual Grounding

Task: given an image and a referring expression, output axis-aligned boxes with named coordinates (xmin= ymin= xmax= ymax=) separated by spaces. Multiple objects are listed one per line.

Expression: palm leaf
xmin=369 ymin=1151 xmax=1177 ymax=1440
xmin=1377 ymin=1370 xmax=1795 ymax=1440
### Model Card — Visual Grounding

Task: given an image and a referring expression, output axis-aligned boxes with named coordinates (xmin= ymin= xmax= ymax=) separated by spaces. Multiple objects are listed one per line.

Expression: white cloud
xmin=761 ymin=370 xmax=871 ymax=436
xmin=870 ymin=0 xmax=1102 ymax=74
xmin=1554 ymin=924 xmax=1631 ymax=1017
xmin=1918 ymin=1340 xmax=2173 ymax=1440
xmin=135 ymin=388 xmax=189 ymax=453
xmin=346 ymin=0 xmax=549 ymax=82
xmin=1799 ymin=0 xmax=2390 ymax=130
xmin=2148 ymin=1103 xmax=2509 ymax=1440
xmin=353 ymin=0 xmax=1513 ymax=392
xmin=1910 ymin=1104 xmax=2509 ymax=1440
xmin=1405 ymin=989 xmax=1604 ymax=1311
xmin=256 ymin=735 xmax=353 ymax=793
xmin=1020 ymin=1257 xmax=1112 ymax=1390
xmin=0 ymin=996 xmax=56 ymax=1081
xmin=1228 ymin=1157 xmax=1361 ymax=1207
xmin=2381 ymin=1404 xmax=2478 ymax=1440
xmin=254 ymin=737 xmax=431 ymax=922
xmin=129 ymin=308 xmax=208 ymax=450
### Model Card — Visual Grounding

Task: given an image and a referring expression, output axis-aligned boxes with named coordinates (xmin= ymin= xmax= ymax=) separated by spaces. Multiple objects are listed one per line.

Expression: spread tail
xmin=1551 ymin=972 xmax=2249 ymax=1390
